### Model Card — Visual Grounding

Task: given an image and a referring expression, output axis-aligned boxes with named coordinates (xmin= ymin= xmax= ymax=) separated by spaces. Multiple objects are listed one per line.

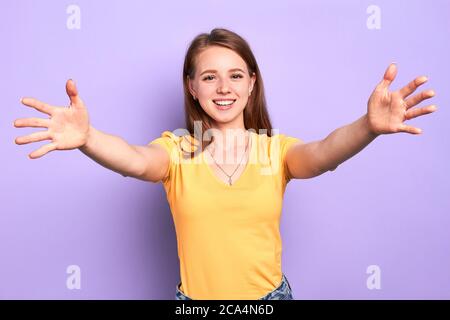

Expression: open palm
xmin=367 ymin=63 xmax=437 ymax=135
xmin=14 ymin=80 xmax=90 ymax=159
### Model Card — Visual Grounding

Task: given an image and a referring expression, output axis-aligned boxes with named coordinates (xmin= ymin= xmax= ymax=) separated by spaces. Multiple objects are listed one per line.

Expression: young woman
xmin=14 ymin=28 xmax=437 ymax=300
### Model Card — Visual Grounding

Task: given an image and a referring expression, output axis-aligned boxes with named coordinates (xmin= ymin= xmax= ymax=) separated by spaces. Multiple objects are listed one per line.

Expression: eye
xmin=203 ymin=75 xmax=215 ymax=81
xmin=202 ymin=74 xmax=244 ymax=81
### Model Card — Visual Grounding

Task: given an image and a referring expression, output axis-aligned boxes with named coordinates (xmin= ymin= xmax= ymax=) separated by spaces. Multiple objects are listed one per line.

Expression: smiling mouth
xmin=213 ymin=99 xmax=236 ymax=110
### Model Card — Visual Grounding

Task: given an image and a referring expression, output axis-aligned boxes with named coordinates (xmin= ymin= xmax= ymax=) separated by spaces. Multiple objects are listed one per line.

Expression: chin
xmin=214 ymin=110 xmax=244 ymax=122
xmin=201 ymin=101 xmax=245 ymax=124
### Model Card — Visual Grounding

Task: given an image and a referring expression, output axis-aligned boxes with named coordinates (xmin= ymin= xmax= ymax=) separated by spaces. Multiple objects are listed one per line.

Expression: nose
xmin=216 ymin=78 xmax=231 ymax=94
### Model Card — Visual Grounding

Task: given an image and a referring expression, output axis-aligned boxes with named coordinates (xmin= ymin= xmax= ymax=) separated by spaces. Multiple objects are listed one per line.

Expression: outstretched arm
xmin=14 ymin=79 xmax=169 ymax=182
xmin=286 ymin=63 xmax=438 ymax=179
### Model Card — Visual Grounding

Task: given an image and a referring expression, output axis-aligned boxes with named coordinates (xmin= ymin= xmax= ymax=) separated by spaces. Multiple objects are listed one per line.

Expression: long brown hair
xmin=182 ymin=28 xmax=273 ymax=158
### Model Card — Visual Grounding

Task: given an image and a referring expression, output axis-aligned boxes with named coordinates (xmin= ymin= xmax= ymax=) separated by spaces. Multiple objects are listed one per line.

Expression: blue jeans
xmin=175 ymin=273 xmax=294 ymax=300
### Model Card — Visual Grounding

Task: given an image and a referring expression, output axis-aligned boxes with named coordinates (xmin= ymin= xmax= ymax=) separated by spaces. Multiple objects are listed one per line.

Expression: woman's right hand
xmin=14 ymin=79 xmax=91 ymax=159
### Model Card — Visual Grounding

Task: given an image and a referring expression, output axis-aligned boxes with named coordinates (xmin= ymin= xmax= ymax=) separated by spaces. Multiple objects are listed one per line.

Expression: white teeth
xmin=213 ymin=100 xmax=235 ymax=106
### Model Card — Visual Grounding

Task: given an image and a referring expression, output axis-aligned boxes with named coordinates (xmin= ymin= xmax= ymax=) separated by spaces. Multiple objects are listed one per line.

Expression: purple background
xmin=1 ymin=0 xmax=449 ymax=299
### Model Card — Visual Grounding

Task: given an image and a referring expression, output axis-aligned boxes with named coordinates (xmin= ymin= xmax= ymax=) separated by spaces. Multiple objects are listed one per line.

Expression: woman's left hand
xmin=366 ymin=63 xmax=437 ymax=135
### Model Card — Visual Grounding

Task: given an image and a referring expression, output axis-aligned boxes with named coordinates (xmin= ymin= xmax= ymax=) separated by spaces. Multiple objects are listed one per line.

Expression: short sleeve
xmin=279 ymin=134 xmax=301 ymax=185
xmin=148 ymin=131 xmax=181 ymax=184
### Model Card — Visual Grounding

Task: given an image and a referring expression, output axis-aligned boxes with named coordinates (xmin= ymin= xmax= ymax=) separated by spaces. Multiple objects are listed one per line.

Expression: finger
xmin=66 ymin=79 xmax=84 ymax=107
xmin=404 ymin=90 xmax=435 ymax=109
xmin=15 ymin=130 xmax=52 ymax=145
xmin=378 ymin=63 xmax=398 ymax=89
xmin=398 ymin=124 xmax=422 ymax=134
xmin=13 ymin=117 xmax=51 ymax=128
xmin=29 ymin=142 xmax=58 ymax=159
xmin=20 ymin=97 xmax=54 ymax=116
xmin=405 ymin=104 xmax=437 ymax=121
xmin=399 ymin=76 xmax=428 ymax=98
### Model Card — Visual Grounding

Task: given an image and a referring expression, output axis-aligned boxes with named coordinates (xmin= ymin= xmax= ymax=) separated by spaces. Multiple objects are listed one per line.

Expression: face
xmin=188 ymin=46 xmax=256 ymax=128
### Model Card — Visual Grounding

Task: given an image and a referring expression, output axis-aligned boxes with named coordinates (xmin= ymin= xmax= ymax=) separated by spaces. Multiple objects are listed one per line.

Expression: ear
xmin=249 ymin=72 xmax=256 ymax=93
xmin=187 ymin=75 xmax=197 ymax=97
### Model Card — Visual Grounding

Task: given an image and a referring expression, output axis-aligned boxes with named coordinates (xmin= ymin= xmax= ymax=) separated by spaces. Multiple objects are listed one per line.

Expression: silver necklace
xmin=206 ymin=133 xmax=250 ymax=186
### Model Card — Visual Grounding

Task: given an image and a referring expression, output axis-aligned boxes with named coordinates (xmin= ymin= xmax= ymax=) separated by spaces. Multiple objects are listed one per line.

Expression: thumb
xmin=66 ymin=79 xmax=83 ymax=107
xmin=378 ymin=63 xmax=397 ymax=89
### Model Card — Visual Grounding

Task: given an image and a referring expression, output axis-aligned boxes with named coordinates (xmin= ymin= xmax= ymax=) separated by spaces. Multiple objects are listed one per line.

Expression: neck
xmin=208 ymin=125 xmax=249 ymax=151
xmin=205 ymin=127 xmax=251 ymax=166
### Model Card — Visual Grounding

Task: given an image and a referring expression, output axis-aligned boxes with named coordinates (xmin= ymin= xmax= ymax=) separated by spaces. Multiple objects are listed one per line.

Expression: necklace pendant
xmin=228 ymin=177 xmax=232 ymax=185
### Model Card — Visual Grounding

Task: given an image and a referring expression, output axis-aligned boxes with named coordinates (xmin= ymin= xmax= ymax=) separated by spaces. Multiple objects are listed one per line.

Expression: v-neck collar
xmin=202 ymin=131 xmax=254 ymax=188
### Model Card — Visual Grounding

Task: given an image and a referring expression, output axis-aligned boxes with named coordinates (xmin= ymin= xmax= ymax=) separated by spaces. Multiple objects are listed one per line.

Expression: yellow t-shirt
xmin=149 ymin=130 xmax=300 ymax=299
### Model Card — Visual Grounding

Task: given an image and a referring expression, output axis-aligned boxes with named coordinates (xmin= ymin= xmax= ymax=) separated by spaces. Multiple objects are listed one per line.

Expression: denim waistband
xmin=175 ymin=273 xmax=294 ymax=300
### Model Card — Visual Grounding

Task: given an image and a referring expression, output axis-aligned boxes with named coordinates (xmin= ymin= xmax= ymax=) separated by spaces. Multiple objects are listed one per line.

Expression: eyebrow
xmin=200 ymin=68 xmax=246 ymax=76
